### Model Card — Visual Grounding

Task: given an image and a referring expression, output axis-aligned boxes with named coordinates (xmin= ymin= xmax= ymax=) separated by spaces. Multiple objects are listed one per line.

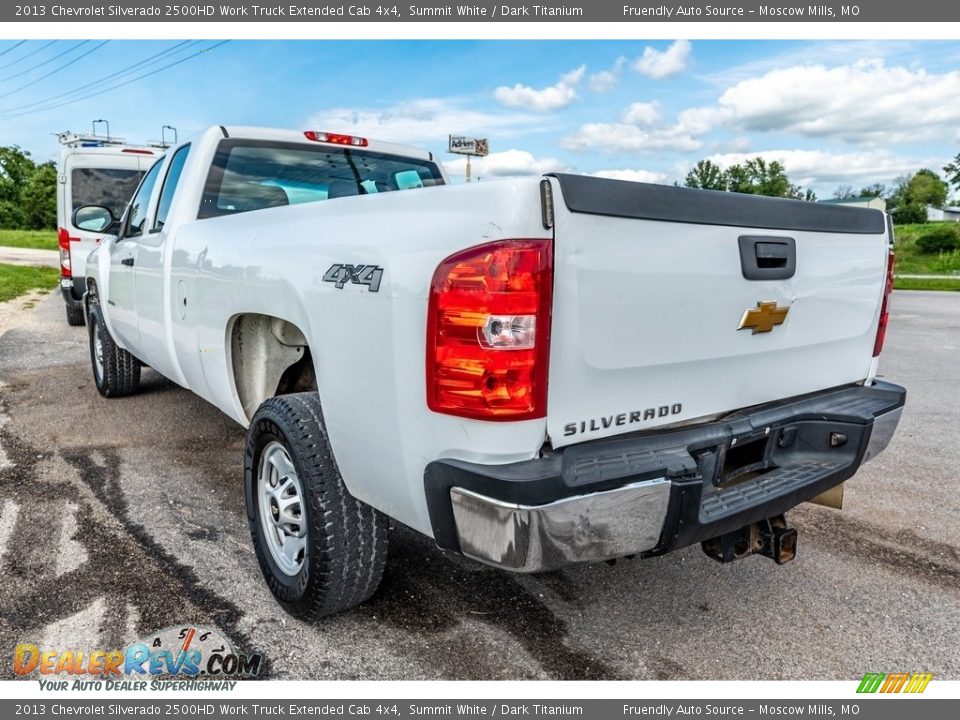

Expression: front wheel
xmin=245 ymin=393 xmax=388 ymax=618
xmin=87 ymin=300 xmax=140 ymax=397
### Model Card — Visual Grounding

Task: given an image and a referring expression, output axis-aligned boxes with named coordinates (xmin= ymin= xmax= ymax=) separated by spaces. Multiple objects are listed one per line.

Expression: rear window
xmin=198 ymin=139 xmax=445 ymax=220
xmin=70 ymin=168 xmax=145 ymax=226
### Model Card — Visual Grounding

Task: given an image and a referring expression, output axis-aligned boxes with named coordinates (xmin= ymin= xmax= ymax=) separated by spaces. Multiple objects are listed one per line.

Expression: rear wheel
xmin=245 ymin=392 xmax=388 ymax=618
xmin=65 ymin=303 xmax=85 ymax=326
xmin=87 ymin=299 xmax=140 ymax=398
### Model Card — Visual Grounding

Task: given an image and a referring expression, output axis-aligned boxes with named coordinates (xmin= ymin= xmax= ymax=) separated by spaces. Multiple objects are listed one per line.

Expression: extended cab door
xmin=107 ymin=159 xmax=163 ymax=350
xmin=134 ymin=144 xmax=191 ymax=380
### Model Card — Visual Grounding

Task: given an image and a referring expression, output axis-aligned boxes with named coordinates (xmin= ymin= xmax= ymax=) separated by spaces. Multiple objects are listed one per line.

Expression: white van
xmin=56 ymin=132 xmax=159 ymax=325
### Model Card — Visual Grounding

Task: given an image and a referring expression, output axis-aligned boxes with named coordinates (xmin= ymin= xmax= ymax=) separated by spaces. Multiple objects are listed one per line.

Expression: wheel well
xmin=230 ymin=314 xmax=316 ymax=421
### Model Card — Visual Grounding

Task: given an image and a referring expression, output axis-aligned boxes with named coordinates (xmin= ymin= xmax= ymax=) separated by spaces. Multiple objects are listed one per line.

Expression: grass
xmin=0 ymin=263 xmax=60 ymax=303
xmin=892 ymin=222 xmax=960 ymax=276
xmin=0 ymin=229 xmax=58 ymax=251
xmin=894 ymin=277 xmax=960 ymax=292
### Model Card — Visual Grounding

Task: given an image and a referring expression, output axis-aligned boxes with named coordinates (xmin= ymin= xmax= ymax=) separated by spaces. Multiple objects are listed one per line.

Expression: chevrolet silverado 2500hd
xmin=78 ymin=126 xmax=905 ymax=618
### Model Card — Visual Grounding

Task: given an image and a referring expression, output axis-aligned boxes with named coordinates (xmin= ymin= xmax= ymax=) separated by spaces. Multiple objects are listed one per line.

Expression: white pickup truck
xmin=78 ymin=126 xmax=905 ymax=618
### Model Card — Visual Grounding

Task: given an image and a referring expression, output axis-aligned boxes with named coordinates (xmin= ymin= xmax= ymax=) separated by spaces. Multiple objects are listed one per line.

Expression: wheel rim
xmin=92 ymin=322 xmax=104 ymax=383
xmin=258 ymin=441 xmax=307 ymax=576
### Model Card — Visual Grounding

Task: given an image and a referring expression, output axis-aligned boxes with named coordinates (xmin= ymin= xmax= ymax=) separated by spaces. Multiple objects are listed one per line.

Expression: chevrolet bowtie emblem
xmin=738 ymin=301 xmax=790 ymax=334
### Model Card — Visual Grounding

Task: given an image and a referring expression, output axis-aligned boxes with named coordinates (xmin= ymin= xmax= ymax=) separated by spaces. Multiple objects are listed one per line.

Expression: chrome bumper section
xmin=450 ymin=479 xmax=671 ymax=572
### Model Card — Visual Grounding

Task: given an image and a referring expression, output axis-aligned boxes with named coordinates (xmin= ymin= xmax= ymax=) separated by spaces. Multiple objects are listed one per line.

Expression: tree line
xmin=0 ymin=145 xmax=57 ymax=230
xmin=684 ymin=154 xmax=960 ymax=225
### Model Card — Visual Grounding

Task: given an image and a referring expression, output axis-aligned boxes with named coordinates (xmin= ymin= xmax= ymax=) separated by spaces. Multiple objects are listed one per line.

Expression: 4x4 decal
xmin=322 ymin=264 xmax=383 ymax=292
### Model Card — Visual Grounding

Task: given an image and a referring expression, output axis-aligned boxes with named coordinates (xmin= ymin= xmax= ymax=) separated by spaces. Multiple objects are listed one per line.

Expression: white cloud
xmin=562 ymin=101 xmax=710 ymax=154
xmin=589 ymin=57 xmax=626 ymax=93
xmin=621 ymin=101 xmax=661 ymax=126
xmin=714 ymin=59 xmax=960 ymax=144
xmin=632 ymin=40 xmax=692 ymax=79
xmin=561 ymin=122 xmax=703 ymax=154
xmin=591 ymin=169 xmax=668 ymax=184
xmin=305 ymin=99 xmax=540 ymax=145
xmin=494 ymin=66 xmax=586 ymax=112
xmin=704 ymin=149 xmax=936 ymax=189
xmin=444 ymin=149 xmax=568 ymax=180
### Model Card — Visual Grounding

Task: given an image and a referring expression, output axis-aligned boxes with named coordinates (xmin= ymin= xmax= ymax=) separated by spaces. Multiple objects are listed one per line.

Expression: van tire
xmin=245 ymin=392 xmax=388 ymax=619
xmin=66 ymin=304 xmax=85 ymax=326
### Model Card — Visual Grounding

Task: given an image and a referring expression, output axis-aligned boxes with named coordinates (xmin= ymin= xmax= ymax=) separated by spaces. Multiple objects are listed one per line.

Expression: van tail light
xmin=58 ymin=227 xmax=72 ymax=278
xmin=873 ymin=249 xmax=895 ymax=357
xmin=426 ymin=239 xmax=553 ymax=421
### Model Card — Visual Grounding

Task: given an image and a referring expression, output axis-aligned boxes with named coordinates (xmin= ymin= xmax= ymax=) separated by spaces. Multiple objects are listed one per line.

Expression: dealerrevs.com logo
xmin=14 ymin=625 xmax=262 ymax=690
xmin=857 ymin=672 xmax=934 ymax=694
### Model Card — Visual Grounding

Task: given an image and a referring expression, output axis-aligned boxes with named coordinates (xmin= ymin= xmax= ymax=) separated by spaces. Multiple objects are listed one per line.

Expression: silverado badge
xmin=738 ymin=301 xmax=790 ymax=334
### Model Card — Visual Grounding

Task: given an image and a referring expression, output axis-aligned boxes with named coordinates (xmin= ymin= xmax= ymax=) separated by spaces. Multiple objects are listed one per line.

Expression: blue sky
xmin=1 ymin=39 xmax=958 ymax=198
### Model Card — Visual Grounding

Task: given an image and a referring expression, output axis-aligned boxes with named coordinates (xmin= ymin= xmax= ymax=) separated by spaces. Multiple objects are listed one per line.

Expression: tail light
xmin=873 ymin=249 xmax=894 ymax=356
xmin=58 ymin=227 xmax=72 ymax=278
xmin=426 ymin=239 xmax=553 ymax=421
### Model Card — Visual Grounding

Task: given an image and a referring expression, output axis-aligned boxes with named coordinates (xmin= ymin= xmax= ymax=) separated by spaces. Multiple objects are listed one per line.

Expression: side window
xmin=122 ymin=160 xmax=163 ymax=239
xmin=153 ymin=144 xmax=191 ymax=232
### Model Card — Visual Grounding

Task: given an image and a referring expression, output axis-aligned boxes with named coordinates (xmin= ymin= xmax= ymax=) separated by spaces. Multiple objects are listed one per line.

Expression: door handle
xmin=738 ymin=236 xmax=796 ymax=280
xmin=121 ymin=258 xmax=135 ymax=267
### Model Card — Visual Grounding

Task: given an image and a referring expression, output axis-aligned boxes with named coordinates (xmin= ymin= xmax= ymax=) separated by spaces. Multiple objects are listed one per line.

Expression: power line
xmin=0 ymin=40 xmax=56 ymax=72
xmin=2 ymin=41 xmax=199 ymax=114
xmin=0 ymin=41 xmax=27 ymax=59
xmin=0 ymin=41 xmax=109 ymax=101
xmin=0 ymin=41 xmax=89 ymax=83
xmin=0 ymin=41 xmax=230 ymax=119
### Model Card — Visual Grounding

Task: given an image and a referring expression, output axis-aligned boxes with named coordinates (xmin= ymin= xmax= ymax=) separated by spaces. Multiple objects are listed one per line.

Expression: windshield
xmin=198 ymin=139 xmax=445 ymax=219
xmin=70 ymin=168 xmax=145 ymax=227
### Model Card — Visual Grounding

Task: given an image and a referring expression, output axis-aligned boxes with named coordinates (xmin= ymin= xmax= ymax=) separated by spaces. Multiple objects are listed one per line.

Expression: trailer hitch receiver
xmin=701 ymin=515 xmax=797 ymax=565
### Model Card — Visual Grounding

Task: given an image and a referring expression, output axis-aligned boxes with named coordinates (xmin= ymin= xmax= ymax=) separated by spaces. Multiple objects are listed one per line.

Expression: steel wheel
xmin=257 ymin=441 xmax=307 ymax=576
xmin=92 ymin=321 xmax=104 ymax=383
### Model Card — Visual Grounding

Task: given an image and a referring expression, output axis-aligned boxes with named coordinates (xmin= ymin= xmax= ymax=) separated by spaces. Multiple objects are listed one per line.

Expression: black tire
xmin=87 ymin=299 xmax=141 ymax=398
xmin=65 ymin=303 xmax=85 ymax=326
xmin=245 ymin=392 xmax=388 ymax=618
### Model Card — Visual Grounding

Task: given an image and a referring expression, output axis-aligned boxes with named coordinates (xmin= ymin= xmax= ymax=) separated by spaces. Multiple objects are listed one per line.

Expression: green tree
xmin=858 ymin=183 xmax=886 ymax=198
xmin=833 ymin=184 xmax=856 ymax=200
xmin=21 ymin=161 xmax=57 ymax=229
xmin=684 ymin=159 xmax=726 ymax=191
xmin=891 ymin=169 xmax=948 ymax=209
xmin=0 ymin=145 xmax=38 ymax=229
xmin=906 ymin=169 xmax=949 ymax=208
xmin=944 ymin=153 xmax=960 ymax=192
xmin=725 ymin=157 xmax=807 ymax=199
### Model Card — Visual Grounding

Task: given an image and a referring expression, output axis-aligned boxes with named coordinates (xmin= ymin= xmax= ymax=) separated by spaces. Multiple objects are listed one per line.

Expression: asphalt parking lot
xmin=0 ymin=290 xmax=957 ymax=680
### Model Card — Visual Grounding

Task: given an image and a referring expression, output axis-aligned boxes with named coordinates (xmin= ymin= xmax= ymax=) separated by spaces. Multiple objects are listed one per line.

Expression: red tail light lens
xmin=58 ymin=227 xmax=72 ymax=278
xmin=303 ymin=131 xmax=368 ymax=147
xmin=873 ymin=249 xmax=895 ymax=357
xmin=427 ymin=239 xmax=553 ymax=421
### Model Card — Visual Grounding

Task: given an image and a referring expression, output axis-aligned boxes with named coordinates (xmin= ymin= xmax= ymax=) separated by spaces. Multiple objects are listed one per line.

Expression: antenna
xmin=92 ymin=119 xmax=110 ymax=139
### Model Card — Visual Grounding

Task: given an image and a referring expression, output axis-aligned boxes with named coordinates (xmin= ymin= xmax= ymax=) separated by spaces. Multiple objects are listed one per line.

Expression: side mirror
xmin=72 ymin=205 xmax=118 ymax=234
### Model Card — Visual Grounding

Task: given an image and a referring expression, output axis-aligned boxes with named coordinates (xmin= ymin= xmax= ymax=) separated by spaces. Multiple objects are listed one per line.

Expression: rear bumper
xmin=59 ymin=277 xmax=86 ymax=306
xmin=424 ymin=381 xmax=906 ymax=572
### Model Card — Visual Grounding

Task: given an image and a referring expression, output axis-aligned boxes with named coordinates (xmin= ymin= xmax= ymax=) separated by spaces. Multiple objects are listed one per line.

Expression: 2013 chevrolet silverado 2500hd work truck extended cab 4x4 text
xmin=76 ymin=126 xmax=905 ymax=618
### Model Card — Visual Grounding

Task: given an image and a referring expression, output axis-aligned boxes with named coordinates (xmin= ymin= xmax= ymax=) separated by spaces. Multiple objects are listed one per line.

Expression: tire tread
xmin=245 ymin=392 xmax=388 ymax=619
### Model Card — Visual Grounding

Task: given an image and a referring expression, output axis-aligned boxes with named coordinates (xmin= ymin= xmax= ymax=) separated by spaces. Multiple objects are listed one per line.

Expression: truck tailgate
xmin=545 ymin=174 xmax=890 ymax=448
